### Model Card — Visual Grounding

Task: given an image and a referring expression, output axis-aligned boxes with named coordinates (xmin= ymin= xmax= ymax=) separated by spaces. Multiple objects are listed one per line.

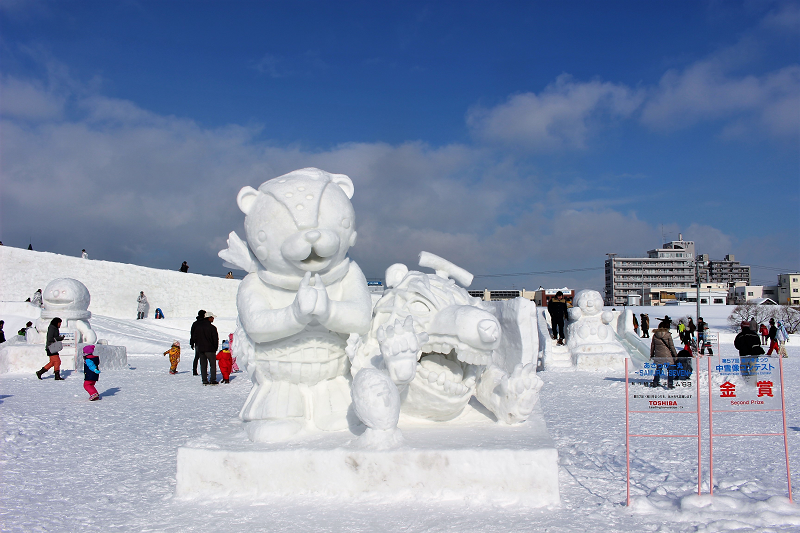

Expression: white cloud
xmin=641 ymin=60 xmax=800 ymax=138
xmin=467 ymin=74 xmax=643 ymax=151
xmin=0 ymin=75 xmax=64 ymax=120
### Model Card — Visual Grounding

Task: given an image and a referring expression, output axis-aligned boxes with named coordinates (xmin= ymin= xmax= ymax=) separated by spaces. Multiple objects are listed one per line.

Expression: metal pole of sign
xmin=707 ymin=357 xmax=714 ymax=495
xmin=625 ymin=358 xmax=631 ymax=506
xmin=696 ymin=358 xmax=702 ymax=495
xmin=779 ymin=356 xmax=794 ymax=503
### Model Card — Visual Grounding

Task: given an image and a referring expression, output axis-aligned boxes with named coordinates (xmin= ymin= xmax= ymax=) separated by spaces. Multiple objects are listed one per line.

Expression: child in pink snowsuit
xmin=228 ymin=333 xmax=240 ymax=372
xmin=83 ymin=345 xmax=101 ymax=401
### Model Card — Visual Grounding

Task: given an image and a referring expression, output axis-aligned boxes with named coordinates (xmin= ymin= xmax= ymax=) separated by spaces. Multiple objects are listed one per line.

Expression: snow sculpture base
xmin=0 ymin=343 xmax=127 ymax=374
xmin=176 ymin=403 xmax=559 ymax=506
xmin=0 ymin=345 xmax=52 ymax=374
xmin=77 ymin=343 xmax=128 ymax=370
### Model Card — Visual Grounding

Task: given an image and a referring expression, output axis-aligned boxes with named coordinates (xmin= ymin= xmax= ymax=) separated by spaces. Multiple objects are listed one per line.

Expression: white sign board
xmin=712 ymin=356 xmax=782 ymax=411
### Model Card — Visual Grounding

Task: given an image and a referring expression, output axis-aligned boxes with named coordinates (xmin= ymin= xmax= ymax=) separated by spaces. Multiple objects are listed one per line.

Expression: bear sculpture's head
xmin=236 ymin=168 xmax=357 ymax=278
xmin=573 ymin=289 xmax=604 ymax=317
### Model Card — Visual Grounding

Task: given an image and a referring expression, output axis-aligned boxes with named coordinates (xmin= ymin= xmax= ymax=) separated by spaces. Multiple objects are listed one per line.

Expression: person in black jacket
xmin=0 ymin=320 xmax=5 ymax=344
xmin=734 ymin=320 xmax=763 ymax=378
xmin=36 ymin=317 xmax=65 ymax=380
xmin=194 ymin=312 xmax=219 ymax=385
xmin=190 ymin=310 xmax=206 ymax=376
xmin=640 ymin=313 xmax=650 ymax=338
xmin=547 ymin=291 xmax=569 ymax=346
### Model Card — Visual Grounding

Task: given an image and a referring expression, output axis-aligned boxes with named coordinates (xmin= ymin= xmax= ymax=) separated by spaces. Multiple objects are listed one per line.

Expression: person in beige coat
xmin=650 ymin=317 xmax=678 ymax=388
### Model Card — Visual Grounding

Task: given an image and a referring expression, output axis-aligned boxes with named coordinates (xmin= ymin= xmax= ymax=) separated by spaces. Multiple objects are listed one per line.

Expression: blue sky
xmin=1 ymin=1 xmax=798 ymax=291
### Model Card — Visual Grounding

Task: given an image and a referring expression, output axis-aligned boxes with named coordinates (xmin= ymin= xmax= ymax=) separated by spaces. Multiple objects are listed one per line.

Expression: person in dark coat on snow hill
xmin=547 ymin=291 xmax=569 ymax=346
xmin=194 ymin=312 xmax=219 ymax=385
xmin=37 ymin=317 xmax=65 ymax=380
xmin=650 ymin=318 xmax=678 ymax=388
xmin=82 ymin=345 xmax=101 ymax=401
xmin=180 ymin=261 xmax=189 ymax=273
xmin=0 ymin=320 xmax=5 ymax=344
xmin=190 ymin=310 xmax=206 ymax=376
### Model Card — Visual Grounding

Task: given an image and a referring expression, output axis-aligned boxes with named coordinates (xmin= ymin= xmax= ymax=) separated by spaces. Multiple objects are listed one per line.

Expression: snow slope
xmin=1 ymin=308 xmax=798 ymax=532
xmin=0 ymin=246 xmax=239 ymax=319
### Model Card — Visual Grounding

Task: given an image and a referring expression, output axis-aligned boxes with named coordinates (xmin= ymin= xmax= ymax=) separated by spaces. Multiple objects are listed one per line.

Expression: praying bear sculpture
xmin=219 ymin=168 xmax=372 ymax=442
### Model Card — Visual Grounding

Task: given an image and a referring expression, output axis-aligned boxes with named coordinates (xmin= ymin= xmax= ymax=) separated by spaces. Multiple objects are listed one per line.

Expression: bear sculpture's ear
xmin=237 ymin=186 xmax=259 ymax=215
xmin=330 ymin=173 xmax=354 ymax=199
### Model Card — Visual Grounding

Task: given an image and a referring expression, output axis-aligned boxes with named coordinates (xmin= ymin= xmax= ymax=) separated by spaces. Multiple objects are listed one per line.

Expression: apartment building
xmin=604 ymin=236 xmax=696 ymax=306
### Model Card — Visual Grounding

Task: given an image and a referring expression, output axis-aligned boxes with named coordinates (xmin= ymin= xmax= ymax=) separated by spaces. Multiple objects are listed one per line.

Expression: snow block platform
xmin=176 ymin=403 xmax=559 ymax=506
xmin=0 ymin=343 xmax=127 ymax=373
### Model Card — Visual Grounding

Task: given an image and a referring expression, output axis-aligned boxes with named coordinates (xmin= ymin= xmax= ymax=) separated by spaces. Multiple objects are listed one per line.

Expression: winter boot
xmin=54 ymin=370 xmax=64 ymax=381
xmin=36 ymin=367 xmax=47 ymax=380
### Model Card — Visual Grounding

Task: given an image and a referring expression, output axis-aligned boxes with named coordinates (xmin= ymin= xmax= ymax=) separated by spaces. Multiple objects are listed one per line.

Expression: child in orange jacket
xmin=163 ymin=341 xmax=180 ymax=374
xmin=216 ymin=340 xmax=233 ymax=383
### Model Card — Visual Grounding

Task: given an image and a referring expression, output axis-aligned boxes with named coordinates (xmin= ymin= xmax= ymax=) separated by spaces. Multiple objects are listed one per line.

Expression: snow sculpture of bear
xmin=37 ymin=278 xmax=97 ymax=344
xmin=565 ymin=289 xmax=628 ymax=370
xmin=349 ymin=252 xmax=542 ymax=425
xmin=219 ymin=168 xmax=372 ymax=442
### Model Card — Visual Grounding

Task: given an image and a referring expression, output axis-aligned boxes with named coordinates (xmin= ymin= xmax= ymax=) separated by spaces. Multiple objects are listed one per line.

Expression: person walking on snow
xmin=640 ymin=313 xmax=650 ymax=338
xmin=759 ymin=323 xmax=769 ymax=345
xmin=136 ymin=291 xmax=148 ymax=320
xmin=697 ymin=317 xmax=713 ymax=356
xmin=81 ymin=249 xmax=88 ymax=259
xmin=216 ymin=340 xmax=233 ymax=383
xmin=180 ymin=261 xmax=189 ymax=273
xmin=82 ymin=345 xmax=101 ymax=401
xmin=31 ymin=289 xmax=43 ymax=308
xmin=163 ymin=340 xmax=181 ymax=374
xmin=687 ymin=317 xmax=696 ymax=343
xmin=766 ymin=318 xmax=780 ymax=355
xmin=190 ymin=310 xmax=206 ymax=376
xmin=776 ymin=320 xmax=789 ymax=358
xmin=547 ymin=291 xmax=568 ymax=346
xmin=650 ymin=318 xmax=678 ymax=388
xmin=36 ymin=317 xmax=65 ymax=380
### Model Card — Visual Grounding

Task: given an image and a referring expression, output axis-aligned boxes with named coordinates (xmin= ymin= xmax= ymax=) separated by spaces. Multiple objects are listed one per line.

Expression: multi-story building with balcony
xmin=604 ymin=236 xmax=696 ymax=306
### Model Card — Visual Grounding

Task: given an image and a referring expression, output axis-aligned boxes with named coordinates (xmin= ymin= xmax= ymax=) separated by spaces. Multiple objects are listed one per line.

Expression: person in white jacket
xmin=136 ymin=291 xmax=148 ymax=320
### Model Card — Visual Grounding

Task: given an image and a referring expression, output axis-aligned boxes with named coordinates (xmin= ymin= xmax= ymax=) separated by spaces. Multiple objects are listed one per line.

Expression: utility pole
xmin=695 ymin=260 xmax=700 ymax=321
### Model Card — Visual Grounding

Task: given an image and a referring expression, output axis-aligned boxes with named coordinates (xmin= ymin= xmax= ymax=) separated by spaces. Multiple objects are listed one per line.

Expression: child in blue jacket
xmin=83 ymin=345 xmax=101 ymax=401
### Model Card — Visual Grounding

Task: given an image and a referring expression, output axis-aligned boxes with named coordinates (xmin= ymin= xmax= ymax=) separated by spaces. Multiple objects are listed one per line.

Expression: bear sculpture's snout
xmin=280 ymin=229 xmax=342 ymax=272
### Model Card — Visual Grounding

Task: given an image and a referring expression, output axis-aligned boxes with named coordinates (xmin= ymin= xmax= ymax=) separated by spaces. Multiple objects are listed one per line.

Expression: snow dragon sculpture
xmin=349 ymin=252 xmax=542 ymax=425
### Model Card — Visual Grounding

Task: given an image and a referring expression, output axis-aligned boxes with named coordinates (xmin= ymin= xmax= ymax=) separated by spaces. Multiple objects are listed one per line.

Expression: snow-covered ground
xmin=1 ymin=306 xmax=798 ymax=532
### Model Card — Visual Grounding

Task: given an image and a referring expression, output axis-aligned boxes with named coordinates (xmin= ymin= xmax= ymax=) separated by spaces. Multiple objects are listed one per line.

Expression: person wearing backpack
xmin=650 ymin=318 xmax=678 ymax=388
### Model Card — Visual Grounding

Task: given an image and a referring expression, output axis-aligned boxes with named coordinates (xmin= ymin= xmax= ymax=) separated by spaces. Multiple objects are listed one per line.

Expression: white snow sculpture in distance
xmin=351 ymin=368 xmax=404 ymax=450
xmin=37 ymin=278 xmax=97 ymax=343
xmin=348 ymin=252 xmax=542 ymax=425
xmin=565 ymin=289 xmax=628 ymax=368
xmin=218 ymin=168 xmax=373 ymax=442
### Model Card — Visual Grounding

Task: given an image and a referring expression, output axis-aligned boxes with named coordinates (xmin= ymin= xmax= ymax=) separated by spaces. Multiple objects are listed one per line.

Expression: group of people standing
xmin=186 ymin=310 xmax=237 ymax=385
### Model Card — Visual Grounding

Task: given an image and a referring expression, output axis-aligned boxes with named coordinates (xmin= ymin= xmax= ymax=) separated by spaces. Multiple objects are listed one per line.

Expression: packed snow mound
xmin=0 ymin=246 xmax=239 ymax=319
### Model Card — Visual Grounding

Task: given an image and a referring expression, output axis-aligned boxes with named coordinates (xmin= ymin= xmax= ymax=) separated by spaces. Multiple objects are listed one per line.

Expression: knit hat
xmin=206 ymin=312 xmax=216 ymax=319
xmin=221 ymin=339 xmax=230 ymax=349
xmin=740 ymin=320 xmax=750 ymax=328
xmin=173 ymin=340 xmax=180 ymax=346
xmin=83 ymin=345 xmax=95 ymax=354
